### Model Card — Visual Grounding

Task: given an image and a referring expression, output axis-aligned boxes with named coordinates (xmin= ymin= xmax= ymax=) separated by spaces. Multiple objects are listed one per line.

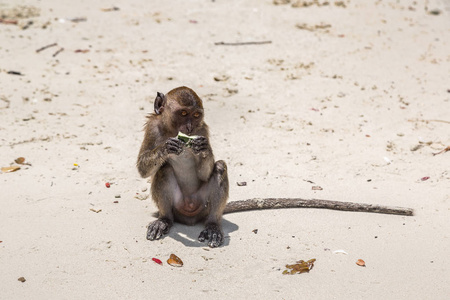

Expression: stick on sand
xmin=224 ymin=198 xmax=414 ymax=216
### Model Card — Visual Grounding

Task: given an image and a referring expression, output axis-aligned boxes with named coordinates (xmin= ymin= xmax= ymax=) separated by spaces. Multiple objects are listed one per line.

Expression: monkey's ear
xmin=154 ymin=92 xmax=166 ymax=115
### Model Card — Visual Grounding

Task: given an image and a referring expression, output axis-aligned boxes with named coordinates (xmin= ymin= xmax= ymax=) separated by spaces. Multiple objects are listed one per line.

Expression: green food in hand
xmin=177 ymin=132 xmax=198 ymax=147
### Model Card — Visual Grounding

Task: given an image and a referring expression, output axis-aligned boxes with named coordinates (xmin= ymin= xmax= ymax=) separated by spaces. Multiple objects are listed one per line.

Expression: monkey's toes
xmin=198 ymin=224 xmax=224 ymax=248
xmin=147 ymin=219 xmax=171 ymax=240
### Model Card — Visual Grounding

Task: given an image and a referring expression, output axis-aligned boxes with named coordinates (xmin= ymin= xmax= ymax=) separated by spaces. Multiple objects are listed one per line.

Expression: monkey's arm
xmin=137 ymin=120 xmax=171 ymax=178
xmin=137 ymin=145 xmax=167 ymax=178
xmin=224 ymin=198 xmax=414 ymax=216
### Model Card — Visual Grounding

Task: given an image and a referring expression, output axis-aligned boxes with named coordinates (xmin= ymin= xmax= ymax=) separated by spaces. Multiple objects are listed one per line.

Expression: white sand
xmin=1 ymin=0 xmax=449 ymax=299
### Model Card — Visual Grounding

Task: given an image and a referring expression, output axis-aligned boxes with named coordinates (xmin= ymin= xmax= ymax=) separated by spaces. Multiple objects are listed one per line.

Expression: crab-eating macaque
xmin=137 ymin=87 xmax=414 ymax=248
xmin=137 ymin=86 xmax=229 ymax=248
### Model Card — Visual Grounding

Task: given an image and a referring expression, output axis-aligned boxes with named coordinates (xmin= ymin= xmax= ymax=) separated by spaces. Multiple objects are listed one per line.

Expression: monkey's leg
xmin=146 ymin=169 xmax=179 ymax=241
xmin=198 ymin=160 xmax=229 ymax=248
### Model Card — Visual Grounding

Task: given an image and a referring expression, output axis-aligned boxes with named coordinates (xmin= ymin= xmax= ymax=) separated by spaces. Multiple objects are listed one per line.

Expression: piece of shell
xmin=333 ymin=249 xmax=348 ymax=255
xmin=1 ymin=166 xmax=20 ymax=173
xmin=134 ymin=193 xmax=149 ymax=200
xmin=167 ymin=254 xmax=183 ymax=267
xmin=356 ymin=259 xmax=366 ymax=267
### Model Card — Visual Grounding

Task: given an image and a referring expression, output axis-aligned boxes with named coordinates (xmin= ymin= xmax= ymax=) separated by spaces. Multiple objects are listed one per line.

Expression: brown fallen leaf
xmin=1 ymin=166 xmax=20 ymax=173
xmin=15 ymin=157 xmax=25 ymax=164
xmin=282 ymin=258 xmax=316 ymax=275
xmin=167 ymin=254 xmax=183 ymax=267
xmin=356 ymin=259 xmax=366 ymax=267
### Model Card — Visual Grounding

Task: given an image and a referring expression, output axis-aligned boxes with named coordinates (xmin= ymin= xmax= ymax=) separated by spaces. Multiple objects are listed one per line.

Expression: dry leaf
xmin=15 ymin=157 xmax=25 ymax=164
xmin=1 ymin=166 xmax=20 ymax=173
xmin=167 ymin=254 xmax=183 ymax=267
xmin=283 ymin=258 xmax=316 ymax=275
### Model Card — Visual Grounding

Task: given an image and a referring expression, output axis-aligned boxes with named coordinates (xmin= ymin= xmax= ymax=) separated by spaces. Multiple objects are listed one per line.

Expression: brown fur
xmin=137 ymin=86 xmax=229 ymax=247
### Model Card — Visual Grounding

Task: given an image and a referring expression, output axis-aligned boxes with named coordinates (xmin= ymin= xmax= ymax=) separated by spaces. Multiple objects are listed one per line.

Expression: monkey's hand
xmin=198 ymin=223 xmax=224 ymax=248
xmin=147 ymin=218 xmax=173 ymax=240
xmin=165 ymin=137 xmax=184 ymax=155
xmin=191 ymin=136 xmax=210 ymax=154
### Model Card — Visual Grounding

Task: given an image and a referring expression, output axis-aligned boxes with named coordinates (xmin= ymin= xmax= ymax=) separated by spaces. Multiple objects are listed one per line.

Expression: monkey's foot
xmin=147 ymin=218 xmax=172 ymax=240
xmin=198 ymin=223 xmax=224 ymax=248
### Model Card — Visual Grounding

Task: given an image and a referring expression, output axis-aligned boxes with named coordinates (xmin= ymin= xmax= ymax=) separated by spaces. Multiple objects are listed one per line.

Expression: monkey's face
xmin=172 ymin=106 xmax=204 ymax=135
xmin=155 ymin=87 xmax=205 ymax=136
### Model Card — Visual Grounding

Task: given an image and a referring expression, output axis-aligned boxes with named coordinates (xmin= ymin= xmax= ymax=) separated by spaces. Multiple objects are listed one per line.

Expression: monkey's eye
xmin=181 ymin=110 xmax=188 ymax=116
xmin=193 ymin=112 xmax=200 ymax=118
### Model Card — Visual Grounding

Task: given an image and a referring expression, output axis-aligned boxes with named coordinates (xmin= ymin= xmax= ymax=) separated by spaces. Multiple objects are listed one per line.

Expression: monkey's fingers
xmin=147 ymin=218 xmax=171 ymax=240
xmin=198 ymin=223 xmax=224 ymax=248
xmin=191 ymin=136 xmax=209 ymax=153
xmin=166 ymin=138 xmax=184 ymax=155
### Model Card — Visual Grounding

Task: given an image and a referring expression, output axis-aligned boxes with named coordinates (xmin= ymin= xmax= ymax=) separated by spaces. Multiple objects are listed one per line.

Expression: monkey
xmin=137 ymin=87 xmax=414 ymax=248
xmin=137 ymin=86 xmax=229 ymax=248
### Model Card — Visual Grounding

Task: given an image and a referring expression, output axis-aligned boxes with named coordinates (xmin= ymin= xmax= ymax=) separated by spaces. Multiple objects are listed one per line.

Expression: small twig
xmin=36 ymin=43 xmax=58 ymax=53
xmin=408 ymin=118 xmax=450 ymax=124
xmin=7 ymin=71 xmax=24 ymax=76
xmin=215 ymin=41 xmax=272 ymax=46
xmin=0 ymin=96 xmax=11 ymax=109
xmin=0 ymin=19 xmax=18 ymax=25
xmin=433 ymin=146 xmax=450 ymax=156
xmin=21 ymin=20 xmax=33 ymax=30
xmin=224 ymin=198 xmax=414 ymax=216
xmin=52 ymin=47 xmax=64 ymax=57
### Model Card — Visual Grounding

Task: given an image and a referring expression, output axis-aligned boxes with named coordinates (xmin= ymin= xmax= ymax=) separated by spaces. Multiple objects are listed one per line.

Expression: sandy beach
xmin=1 ymin=0 xmax=449 ymax=299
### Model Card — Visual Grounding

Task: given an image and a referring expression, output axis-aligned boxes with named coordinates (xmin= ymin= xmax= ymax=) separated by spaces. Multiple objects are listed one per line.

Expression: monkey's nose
xmin=186 ymin=123 xmax=193 ymax=134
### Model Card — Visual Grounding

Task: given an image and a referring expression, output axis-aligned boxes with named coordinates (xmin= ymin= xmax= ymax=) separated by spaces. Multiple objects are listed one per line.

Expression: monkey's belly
xmin=176 ymin=197 xmax=204 ymax=217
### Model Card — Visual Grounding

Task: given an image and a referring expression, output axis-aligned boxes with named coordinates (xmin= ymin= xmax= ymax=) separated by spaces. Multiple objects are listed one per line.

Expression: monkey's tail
xmin=223 ymin=198 xmax=414 ymax=216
